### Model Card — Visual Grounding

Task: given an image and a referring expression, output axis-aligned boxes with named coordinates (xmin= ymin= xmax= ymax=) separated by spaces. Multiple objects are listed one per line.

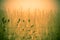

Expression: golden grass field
xmin=4 ymin=8 xmax=57 ymax=40
xmin=0 ymin=0 xmax=59 ymax=40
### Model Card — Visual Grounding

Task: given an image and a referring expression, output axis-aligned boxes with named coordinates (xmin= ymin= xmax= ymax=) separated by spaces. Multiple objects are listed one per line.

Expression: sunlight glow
xmin=4 ymin=0 xmax=57 ymax=11
xmin=2 ymin=0 xmax=58 ymax=40
xmin=20 ymin=0 xmax=54 ymax=10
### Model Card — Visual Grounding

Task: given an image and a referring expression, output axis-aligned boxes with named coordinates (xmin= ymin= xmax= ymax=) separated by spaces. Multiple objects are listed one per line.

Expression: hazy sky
xmin=0 ymin=0 xmax=58 ymax=11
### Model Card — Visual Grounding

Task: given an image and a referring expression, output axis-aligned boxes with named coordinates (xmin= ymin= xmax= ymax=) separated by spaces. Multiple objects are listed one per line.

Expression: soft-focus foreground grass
xmin=0 ymin=8 xmax=60 ymax=40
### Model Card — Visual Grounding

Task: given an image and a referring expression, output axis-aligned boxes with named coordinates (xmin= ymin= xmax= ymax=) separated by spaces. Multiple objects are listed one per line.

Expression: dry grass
xmin=2 ymin=8 xmax=58 ymax=40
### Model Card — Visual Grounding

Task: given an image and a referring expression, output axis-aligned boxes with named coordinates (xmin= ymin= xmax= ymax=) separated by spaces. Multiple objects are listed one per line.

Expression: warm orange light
xmin=2 ymin=0 xmax=58 ymax=40
xmin=4 ymin=0 xmax=56 ymax=11
xmin=20 ymin=0 xmax=53 ymax=10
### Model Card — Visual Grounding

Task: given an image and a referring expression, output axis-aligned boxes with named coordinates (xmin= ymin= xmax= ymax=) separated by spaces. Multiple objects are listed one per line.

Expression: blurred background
xmin=0 ymin=0 xmax=60 ymax=40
